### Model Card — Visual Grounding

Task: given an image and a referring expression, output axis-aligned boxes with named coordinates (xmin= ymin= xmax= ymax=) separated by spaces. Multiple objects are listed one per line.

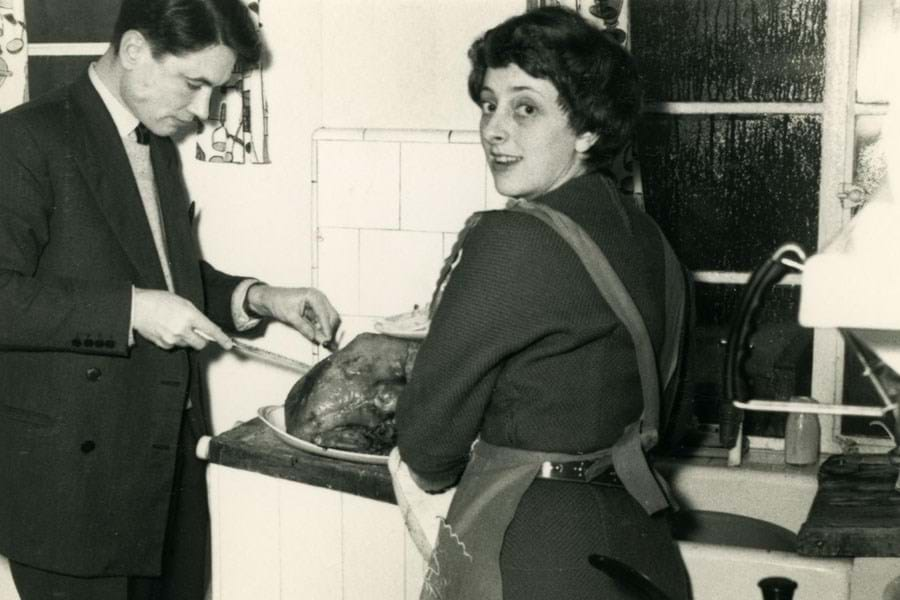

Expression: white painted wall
xmin=320 ymin=0 xmax=518 ymax=130
xmin=179 ymin=0 xmax=521 ymax=433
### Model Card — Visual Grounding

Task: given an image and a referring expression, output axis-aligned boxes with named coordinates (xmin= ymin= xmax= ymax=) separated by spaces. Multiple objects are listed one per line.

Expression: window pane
xmin=637 ymin=113 xmax=821 ymax=271
xmin=840 ymin=348 xmax=894 ymax=438
xmin=27 ymin=56 xmax=94 ymax=99
xmin=24 ymin=0 xmax=118 ymax=44
xmin=689 ymin=282 xmax=808 ymax=438
xmin=630 ymin=0 xmax=826 ymax=103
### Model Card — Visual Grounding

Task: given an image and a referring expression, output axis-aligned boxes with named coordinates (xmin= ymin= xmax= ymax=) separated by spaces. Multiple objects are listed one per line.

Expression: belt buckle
xmin=539 ymin=459 xmax=589 ymax=481
xmin=540 ymin=461 xmax=554 ymax=479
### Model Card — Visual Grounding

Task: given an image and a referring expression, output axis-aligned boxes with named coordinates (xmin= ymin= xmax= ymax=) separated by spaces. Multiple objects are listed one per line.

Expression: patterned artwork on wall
xmin=195 ymin=0 xmax=269 ymax=164
xmin=0 ymin=0 xmax=27 ymax=112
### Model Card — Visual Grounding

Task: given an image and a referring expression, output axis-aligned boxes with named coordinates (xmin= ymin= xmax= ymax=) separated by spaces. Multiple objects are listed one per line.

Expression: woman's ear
xmin=575 ymin=131 xmax=599 ymax=154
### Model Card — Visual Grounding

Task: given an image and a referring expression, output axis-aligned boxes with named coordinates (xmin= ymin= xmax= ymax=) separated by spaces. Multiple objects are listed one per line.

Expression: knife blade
xmin=230 ymin=339 xmax=312 ymax=374
xmin=194 ymin=329 xmax=311 ymax=374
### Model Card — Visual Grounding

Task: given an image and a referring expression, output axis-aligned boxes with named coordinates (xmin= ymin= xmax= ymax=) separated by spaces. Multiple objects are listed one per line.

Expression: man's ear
xmin=118 ymin=30 xmax=150 ymax=70
xmin=575 ymin=131 xmax=599 ymax=154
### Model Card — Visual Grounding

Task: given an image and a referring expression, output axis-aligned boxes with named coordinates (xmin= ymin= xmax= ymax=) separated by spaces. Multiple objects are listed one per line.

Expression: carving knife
xmin=230 ymin=339 xmax=312 ymax=374
xmin=195 ymin=329 xmax=311 ymax=374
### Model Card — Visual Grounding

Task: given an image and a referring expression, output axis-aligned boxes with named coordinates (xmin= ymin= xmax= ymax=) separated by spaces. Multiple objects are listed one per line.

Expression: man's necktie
xmin=134 ymin=122 xmax=152 ymax=145
xmin=124 ymin=126 xmax=174 ymax=291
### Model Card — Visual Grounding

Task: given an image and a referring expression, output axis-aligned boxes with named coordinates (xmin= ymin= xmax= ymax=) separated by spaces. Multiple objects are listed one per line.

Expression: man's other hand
xmin=246 ymin=285 xmax=341 ymax=346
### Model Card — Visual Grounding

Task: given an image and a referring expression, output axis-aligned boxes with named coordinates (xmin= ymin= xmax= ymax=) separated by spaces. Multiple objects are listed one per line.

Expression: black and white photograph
xmin=2 ymin=1 xmax=900 ymax=599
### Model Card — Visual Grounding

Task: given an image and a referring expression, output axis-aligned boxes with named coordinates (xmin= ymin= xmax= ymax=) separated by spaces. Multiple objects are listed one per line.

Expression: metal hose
xmin=719 ymin=245 xmax=806 ymax=448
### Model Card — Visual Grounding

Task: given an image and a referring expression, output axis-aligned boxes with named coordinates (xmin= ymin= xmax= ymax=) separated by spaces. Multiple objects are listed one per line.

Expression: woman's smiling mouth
xmin=489 ymin=152 xmax=522 ymax=166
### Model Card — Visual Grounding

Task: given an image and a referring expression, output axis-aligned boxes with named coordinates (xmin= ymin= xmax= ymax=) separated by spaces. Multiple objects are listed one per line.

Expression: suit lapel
xmin=68 ymin=74 xmax=169 ymax=291
xmin=150 ymin=138 xmax=204 ymax=305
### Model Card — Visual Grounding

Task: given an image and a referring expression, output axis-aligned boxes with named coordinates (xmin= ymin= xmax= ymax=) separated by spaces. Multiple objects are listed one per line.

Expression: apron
xmin=419 ymin=198 xmax=687 ymax=600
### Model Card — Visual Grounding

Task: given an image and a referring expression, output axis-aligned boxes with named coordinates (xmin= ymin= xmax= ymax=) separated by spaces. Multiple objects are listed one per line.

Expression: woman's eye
xmin=480 ymin=101 xmax=496 ymax=114
xmin=515 ymin=104 xmax=537 ymax=117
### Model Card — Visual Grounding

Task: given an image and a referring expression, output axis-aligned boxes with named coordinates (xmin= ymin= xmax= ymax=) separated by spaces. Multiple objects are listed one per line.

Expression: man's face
xmin=121 ymin=37 xmax=236 ymax=137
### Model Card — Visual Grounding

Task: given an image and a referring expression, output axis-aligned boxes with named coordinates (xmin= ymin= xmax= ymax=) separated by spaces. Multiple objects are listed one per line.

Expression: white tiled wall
xmin=399 ymin=143 xmax=486 ymax=232
xmin=316 ymin=140 xmax=402 ymax=230
xmin=312 ymin=128 xmax=504 ymax=334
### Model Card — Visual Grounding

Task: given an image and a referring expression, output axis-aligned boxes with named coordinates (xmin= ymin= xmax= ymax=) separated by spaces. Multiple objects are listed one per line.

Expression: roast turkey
xmin=284 ymin=333 xmax=420 ymax=454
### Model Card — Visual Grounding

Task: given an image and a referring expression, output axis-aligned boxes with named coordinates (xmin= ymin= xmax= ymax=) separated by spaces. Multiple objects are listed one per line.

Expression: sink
xmin=671 ymin=510 xmax=797 ymax=552
xmin=656 ymin=457 xmax=854 ymax=599
xmin=656 ymin=455 xmax=819 ymax=533
xmin=678 ymin=541 xmax=851 ymax=600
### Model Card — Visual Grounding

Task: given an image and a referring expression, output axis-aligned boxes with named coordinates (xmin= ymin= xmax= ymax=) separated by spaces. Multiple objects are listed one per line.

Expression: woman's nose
xmin=481 ymin=111 xmax=509 ymax=143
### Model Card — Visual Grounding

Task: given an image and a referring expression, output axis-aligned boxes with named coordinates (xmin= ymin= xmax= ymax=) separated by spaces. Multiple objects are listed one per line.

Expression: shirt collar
xmin=88 ymin=62 xmax=140 ymax=139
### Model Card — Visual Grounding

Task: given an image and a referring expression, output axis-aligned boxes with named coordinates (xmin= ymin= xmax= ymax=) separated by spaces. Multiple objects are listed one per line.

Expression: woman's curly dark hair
xmin=467 ymin=6 xmax=642 ymax=169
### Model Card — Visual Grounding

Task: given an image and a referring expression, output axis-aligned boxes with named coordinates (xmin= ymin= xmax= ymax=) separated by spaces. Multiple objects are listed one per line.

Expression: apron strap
xmin=507 ymin=196 xmax=679 ymax=514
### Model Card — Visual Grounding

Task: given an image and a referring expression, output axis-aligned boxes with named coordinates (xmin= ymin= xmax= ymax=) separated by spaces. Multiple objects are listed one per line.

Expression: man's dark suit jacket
xmin=0 ymin=72 xmax=254 ymax=577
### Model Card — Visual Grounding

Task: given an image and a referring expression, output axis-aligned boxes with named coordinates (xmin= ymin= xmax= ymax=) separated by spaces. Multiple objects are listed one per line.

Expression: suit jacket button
xmin=80 ymin=441 xmax=96 ymax=453
xmin=86 ymin=368 xmax=102 ymax=382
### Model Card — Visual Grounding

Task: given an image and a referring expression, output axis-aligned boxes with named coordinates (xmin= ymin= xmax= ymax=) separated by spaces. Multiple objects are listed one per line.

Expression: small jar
xmin=784 ymin=396 xmax=821 ymax=466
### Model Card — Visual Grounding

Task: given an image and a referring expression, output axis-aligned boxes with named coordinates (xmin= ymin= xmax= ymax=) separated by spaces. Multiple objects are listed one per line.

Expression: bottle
xmin=758 ymin=576 xmax=797 ymax=599
xmin=784 ymin=396 xmax=821 ymax=466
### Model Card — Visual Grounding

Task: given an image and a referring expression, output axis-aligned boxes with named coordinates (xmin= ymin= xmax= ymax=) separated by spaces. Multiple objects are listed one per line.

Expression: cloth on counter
xmin=388 ymin=447 xmax=455 ymax=559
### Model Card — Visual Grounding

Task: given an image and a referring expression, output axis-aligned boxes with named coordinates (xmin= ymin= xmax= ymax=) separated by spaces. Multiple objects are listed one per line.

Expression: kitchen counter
xmin=204 ymin=420 xmax=900 ymax=599
xmin=206 ymin=417 xmax=395 ymax=504
xmin=204 ymin=418 xmax=424 ymax=600
xmin=799 ymin=453 xmax=900 ymax=557
xmin=207 ymin=420 xmax=900 ymax=559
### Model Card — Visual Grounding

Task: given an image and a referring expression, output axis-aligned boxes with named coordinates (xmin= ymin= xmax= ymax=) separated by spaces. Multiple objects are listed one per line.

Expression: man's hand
xmin=246 ymin=285 xmax=340 ymax=346
xmin=133 ymin=288 xmax=233 ymax=350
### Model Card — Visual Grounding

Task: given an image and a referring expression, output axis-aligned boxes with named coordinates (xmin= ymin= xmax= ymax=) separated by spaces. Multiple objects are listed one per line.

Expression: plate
xmin=373 ymin=306 xmax=430 ymax=340
xmin=257 ymin=405 xmax=389 ymax=465
xmin=373 ymin=323 xmax=428 ymax=340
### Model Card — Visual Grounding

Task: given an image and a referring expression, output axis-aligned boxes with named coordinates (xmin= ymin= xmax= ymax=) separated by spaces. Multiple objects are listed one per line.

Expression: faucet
xmin=723 ymin=244 xmax=900 ymax=481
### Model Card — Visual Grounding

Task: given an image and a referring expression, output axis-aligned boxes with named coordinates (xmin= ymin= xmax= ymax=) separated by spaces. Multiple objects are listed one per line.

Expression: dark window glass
xmin=841 ymin=347 xmax=895 ymax=439
xmin=637 ymin=113 xmax=821 ymax=272
xmin=27 ymin=56 xmax=94 ymax=99
xmin=24 ymin=0 xmax=118 ymax=44
xmin=688 ymin=282 xmax=808 ymax=437
xmin=630 ymin=0 xmax=826 ymax=103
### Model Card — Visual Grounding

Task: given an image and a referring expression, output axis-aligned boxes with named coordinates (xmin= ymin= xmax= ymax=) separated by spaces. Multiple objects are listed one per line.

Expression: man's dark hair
xmin=468 ymin=6 xmax=642 ymax=169
xmin=112 ymin=0 xmax=261 ymax=68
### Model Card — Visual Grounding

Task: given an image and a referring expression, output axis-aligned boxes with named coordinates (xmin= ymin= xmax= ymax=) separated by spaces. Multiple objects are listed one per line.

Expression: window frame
xmin=637 ymin=0 xmax=889 ymax=455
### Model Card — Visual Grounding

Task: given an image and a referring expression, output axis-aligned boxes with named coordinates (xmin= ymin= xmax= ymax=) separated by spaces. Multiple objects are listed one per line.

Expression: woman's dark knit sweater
xmin=397 ymin=172 xmax=669 ymax=488
xmin=395 ymin=172 xmax=689 ymax=600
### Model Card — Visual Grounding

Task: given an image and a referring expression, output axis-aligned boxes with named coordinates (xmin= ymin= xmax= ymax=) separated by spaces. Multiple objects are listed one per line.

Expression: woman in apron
xmin=395 ymin=7 xmax=691 ymax=600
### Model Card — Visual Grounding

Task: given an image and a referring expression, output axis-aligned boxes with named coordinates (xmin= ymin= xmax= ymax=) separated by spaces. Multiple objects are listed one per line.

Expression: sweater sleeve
xmin=395 ymin=210 xmax=590 ymax=489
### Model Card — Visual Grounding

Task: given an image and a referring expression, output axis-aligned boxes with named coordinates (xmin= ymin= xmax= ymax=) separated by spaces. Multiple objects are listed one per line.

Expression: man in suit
xmin=0 ymin=1 xmax=339 ymax=598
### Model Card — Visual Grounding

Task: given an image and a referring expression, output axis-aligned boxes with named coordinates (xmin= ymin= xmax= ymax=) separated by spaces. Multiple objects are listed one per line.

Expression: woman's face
xmin=478 ymin=63 xmax=594 ymax=201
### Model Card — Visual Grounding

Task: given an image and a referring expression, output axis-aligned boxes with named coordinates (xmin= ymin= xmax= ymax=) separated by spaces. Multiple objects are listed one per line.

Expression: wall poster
xmin=195 ymin=0 xmax=269 ymax=165
xmin=0 ymin=0 xmax=27 ymax=112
